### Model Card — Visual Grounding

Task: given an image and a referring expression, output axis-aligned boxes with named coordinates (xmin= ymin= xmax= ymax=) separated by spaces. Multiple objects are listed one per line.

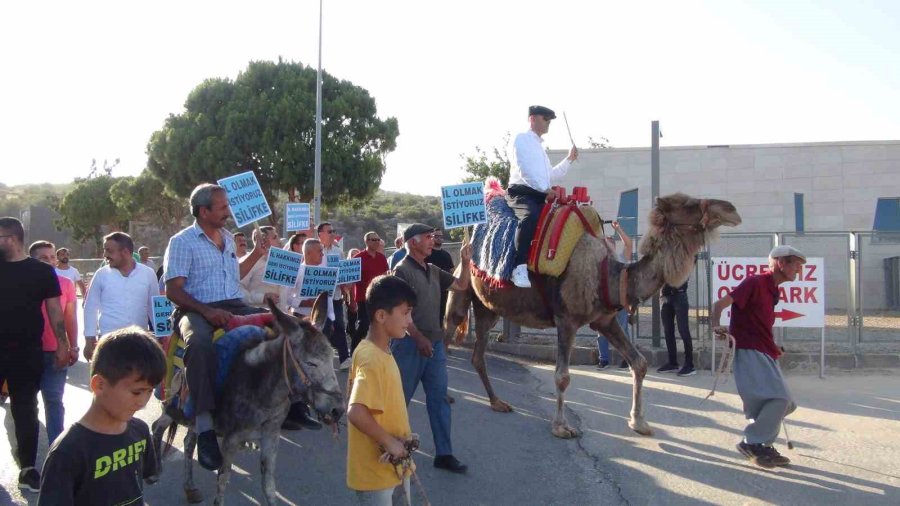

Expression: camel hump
xmin=529 ymin=203 xmax=602 ymax=277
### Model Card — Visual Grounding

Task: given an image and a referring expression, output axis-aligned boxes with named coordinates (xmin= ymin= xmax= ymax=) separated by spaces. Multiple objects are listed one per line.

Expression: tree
xmin=56 ymin=160 xmax=128 ymax=255
xmin=587 ymin=136 xmax=612 ymax=149
xmin=147 ymin=59 xmax=399 ymax=220
xmin=0 ymin=182 xmax=70 ymax=218
xmin=324 ymin=190 xmax=443 ymax=250
xmin=110 ymin=170 xmax=188 ymax=239
xmin=460 ymin=133 xmax=511 ymax=187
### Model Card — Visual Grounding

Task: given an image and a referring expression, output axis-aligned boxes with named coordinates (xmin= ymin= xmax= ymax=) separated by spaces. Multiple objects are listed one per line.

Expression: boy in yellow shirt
xmin=347 ymin=275 xmax=418 ymax=504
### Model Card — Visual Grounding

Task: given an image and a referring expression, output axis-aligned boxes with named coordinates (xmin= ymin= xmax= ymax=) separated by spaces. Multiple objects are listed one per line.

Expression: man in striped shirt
xmin=163 ymin=183 xmax=267 ymax=471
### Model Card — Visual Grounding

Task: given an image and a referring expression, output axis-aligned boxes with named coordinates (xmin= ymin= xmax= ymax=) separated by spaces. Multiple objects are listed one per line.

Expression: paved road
xmin=2 ymin=347 xmax=899 ymax=505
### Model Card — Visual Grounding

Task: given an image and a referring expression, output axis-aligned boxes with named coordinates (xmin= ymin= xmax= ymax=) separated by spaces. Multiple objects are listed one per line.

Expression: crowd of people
xmin=0 ymin=105 xmax=801 ymax=504
xmin=0 ymin=179 xmax=470 ymax=504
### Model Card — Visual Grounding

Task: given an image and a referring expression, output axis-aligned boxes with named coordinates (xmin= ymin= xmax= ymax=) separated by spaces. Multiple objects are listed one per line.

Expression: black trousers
xmin=506 ymin=185 xmax=547 ymax=266
xmin=0 ymin=348 xmax=43 ymax=468
xmin=346 ymin=304 xmax=358 ymax=340
xmin=662 ymin=292 xmax=694 ymax=367
xmin=350 ymin=300 xmax=369 ymax=355
xmin=324 ymin=300 xmax=350 ymax=363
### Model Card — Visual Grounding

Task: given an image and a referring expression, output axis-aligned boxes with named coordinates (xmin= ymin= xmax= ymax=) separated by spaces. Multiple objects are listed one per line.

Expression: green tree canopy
xmin=460 ymin=133 xmax=511 ymax=187
xmin=57 ymin=162 xmax=129 ymax=255
xmin=110 ymin=170 xmax=188 ymax=238
xmin=147 ymin=59 xmax=399 ymax=217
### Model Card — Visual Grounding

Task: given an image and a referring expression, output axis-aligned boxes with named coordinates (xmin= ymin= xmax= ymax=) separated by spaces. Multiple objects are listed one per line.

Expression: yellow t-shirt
xmin=346 ymin=339 xmax=413 ymax=491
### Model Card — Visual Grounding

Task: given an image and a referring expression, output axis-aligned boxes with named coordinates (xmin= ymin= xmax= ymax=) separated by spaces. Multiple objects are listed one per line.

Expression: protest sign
xmin=284 ymin=203 xmax=311 ymax=235
xmin=263 ymin=248 xmax=304 ymax=287
xmin=217 ymin=171 xmax=272 ymax=228
xmin=441 ymin=182 xmax=486 ymax=229
xmin=326 ymin=254 xmax=342 ymax=267
xmin=337 ymin=258 xmax=362 ymax=284
xmin=152 ymin=296 xmax=174 ymax=338
xmin=712 ymin=257 xmax=825 ymax=328
xmin=295 ymin=265 xmax=339 ymax=299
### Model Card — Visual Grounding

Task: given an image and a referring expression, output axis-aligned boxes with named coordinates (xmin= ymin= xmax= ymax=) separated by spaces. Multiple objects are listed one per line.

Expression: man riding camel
xmin=507 ymin=105 xmax=579 ymax=288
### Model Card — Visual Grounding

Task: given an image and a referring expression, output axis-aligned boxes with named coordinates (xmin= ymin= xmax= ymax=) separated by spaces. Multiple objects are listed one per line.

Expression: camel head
xmin=638 ymin=193 xmax=741 ymax=286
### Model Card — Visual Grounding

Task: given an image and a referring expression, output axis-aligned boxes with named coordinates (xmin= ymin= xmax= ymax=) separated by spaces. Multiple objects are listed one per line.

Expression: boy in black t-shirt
xmin=38 ymin=326 xmax=166 ymax=506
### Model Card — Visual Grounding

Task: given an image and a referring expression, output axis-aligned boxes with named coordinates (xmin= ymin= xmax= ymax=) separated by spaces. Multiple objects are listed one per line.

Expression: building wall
xmin=550 ymin=140 xmax=900 ymax=235
xmin=548 ymin=140 xmax=900 ymax=312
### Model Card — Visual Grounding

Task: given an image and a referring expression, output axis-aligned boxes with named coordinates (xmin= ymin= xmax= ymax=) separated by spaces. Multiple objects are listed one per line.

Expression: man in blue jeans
xmin=29 ymin=241 xmax=79 ymax=446
xmin=391 ymin=223 xmax=472 ymax=474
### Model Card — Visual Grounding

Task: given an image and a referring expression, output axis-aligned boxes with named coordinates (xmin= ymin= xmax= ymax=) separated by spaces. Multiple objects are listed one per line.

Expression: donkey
xmin=151 ymin=294 xmax=345 ymax=505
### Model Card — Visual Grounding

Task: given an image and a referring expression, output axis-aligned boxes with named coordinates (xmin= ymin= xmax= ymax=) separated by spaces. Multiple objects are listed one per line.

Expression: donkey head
xmin=268 ymin=294 xmax=345 ymax=426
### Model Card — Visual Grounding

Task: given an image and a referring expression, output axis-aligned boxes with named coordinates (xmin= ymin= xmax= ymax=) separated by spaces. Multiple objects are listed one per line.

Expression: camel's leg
xmin=183 ymin=429 xmax=203 ymax=503
xmin=551 ymin=319 xmax=580 ymax=438
xmin=213 ymin=434 xmax=241 ymax=506
xmin=258 ymin=428 xmax=280 ymax=505
xmin=470 ymin=296 xmax=511 ymax=412
xmin=444 ymin=284 xmax=472 ymax=346
xmin=600 ymin=316 xmax=653 ymax=436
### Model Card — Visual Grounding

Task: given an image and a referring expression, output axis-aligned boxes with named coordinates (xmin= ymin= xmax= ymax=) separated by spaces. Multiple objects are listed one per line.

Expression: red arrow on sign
xmin=775 ymin=309 xmax=804 ymax=321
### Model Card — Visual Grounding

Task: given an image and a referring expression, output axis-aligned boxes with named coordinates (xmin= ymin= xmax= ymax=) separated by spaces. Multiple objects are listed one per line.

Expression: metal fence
xmin=626 ymin=231 xmax=900 ymax=354
xmin=73 ymin=233 xmax=899 ymax=354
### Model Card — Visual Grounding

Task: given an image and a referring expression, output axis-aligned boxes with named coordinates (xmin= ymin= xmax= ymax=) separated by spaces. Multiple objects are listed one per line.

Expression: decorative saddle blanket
xmin=471 ymin=179 xmax=601 ymax=287
xmin=155 ymin=313 xmax=275 ymax=419
xmin=471 ymin=196 xmax=519 ymax=288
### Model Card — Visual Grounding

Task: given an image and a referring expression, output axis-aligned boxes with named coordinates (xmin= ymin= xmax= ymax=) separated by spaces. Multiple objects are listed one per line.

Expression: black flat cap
xmin=528 ymin=105 xmax=556 ymax=119
xmin=403 ymin=223 xmax=434 ymax=242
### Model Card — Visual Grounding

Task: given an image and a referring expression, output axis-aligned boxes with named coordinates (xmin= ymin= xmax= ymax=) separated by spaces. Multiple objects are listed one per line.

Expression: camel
xmin=445 ymin=193 xmax=741 ymax=438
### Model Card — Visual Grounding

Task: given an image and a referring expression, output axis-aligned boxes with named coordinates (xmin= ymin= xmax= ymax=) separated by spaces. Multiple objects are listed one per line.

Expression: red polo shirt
xmin=353 ymin=250 xmax=389 ymax=302
xmin=728 ymin=272 xmax=782 ymax=360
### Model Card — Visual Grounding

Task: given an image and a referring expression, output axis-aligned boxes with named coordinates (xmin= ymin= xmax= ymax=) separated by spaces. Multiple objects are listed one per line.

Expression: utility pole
xmin=651 ymin=120 xmax=661 ymax=347
xmin=313 ymin=0 xmax=323 ymax=225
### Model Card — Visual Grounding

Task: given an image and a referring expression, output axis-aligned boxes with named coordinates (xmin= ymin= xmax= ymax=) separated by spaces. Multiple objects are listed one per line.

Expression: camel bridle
xmin=665 ymin=199 xmax=712 ymax=232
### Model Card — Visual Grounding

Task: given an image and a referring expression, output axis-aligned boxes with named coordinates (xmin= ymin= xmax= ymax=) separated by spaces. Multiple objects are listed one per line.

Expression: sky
xmin=1 ymin=0 xmax=899 ymax=196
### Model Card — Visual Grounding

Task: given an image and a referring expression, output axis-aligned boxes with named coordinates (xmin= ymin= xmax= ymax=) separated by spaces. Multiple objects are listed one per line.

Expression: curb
xmin=460 ymin=341 xmax=900 ymax=371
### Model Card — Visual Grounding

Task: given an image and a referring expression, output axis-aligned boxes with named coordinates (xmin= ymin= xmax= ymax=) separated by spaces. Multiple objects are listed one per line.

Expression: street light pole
xmin=313 ymin=0 xmax=323 ymax=225
xmin=651 ymin=120 xmax=661 ymax=347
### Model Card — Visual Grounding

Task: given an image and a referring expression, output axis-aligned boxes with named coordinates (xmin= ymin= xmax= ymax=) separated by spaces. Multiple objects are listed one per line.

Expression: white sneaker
xmin=511 ymin=264 xmax=532 ymax=288
xmin=339 ymin=357 xmax=352 ymax=371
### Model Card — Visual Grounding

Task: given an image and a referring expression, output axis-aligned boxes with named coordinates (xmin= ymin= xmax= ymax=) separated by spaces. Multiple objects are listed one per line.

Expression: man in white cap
xmin=710 ymin=245 xmax=805 ymax=469
xmin=506 ymin=105 xmax=578 ymax=288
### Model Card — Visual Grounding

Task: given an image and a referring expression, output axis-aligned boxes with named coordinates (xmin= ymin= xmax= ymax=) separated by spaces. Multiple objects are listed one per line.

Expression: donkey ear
xmin=309 ymin=292 xmax=330 ymax=330
xmin=268 ymin=298 xmax=299 ymax=334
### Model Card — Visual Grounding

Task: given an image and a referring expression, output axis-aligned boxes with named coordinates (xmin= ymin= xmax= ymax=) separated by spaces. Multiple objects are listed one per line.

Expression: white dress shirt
xmin=239 ymin=253 xmax=289 ymax=311
xmin=322 ymin=244 xmax=346 ymax=301
xmin=83 ymin=262 xmax=159 ymax=337
xmin=507 ymin=130 xmax=572 ymax=192
xmin=287 ymin=259 xmax=336 ymax=321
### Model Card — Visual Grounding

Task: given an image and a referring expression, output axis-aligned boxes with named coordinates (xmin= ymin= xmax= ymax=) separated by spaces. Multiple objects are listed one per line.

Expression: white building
xmin=550 ymin=140 xmax=900 ymax=237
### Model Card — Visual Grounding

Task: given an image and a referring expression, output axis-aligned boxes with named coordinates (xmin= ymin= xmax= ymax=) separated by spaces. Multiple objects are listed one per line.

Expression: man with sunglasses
xmin=317 ymin=222 xmax=353 ymax=370
xmin=350 ymin=232 xmax=389 ymax=354
xmin=507 ymin=105 xmax=579 ymax=288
